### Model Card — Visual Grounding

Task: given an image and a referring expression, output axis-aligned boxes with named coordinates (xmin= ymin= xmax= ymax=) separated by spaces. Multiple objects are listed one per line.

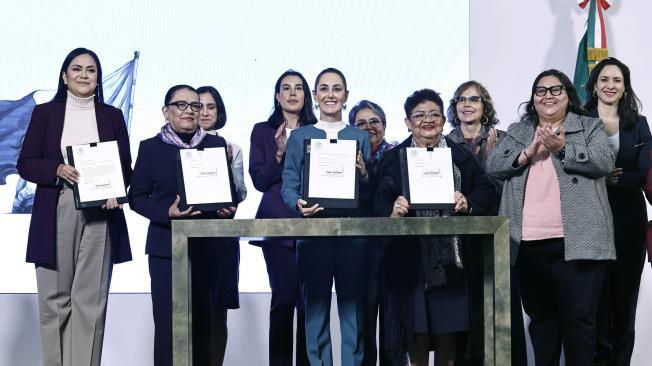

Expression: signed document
xmin=400 ymin=147 xmax=455 ymax=210
xmin=66 ymin=141 xmax=127 ymax=209
xmin=303 ymin=139 xmax=359 ymax=208
xmin=176 ymin=147 xmax=234 ymax=211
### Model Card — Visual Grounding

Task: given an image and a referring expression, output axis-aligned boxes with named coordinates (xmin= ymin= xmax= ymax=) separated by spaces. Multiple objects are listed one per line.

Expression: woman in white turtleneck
xmin=17 ymin=48 xmax=132 ymax=366
xmin=281 ymin=67 xmax=373 ymax=366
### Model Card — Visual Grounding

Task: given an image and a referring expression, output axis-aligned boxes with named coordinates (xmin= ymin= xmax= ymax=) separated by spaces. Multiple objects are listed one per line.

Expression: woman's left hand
xmin=538 ymin=123 xmax=566 ymax=154
xmin=356 ymin=151 xmax=368 ymax=180
xmin=454 ymin=191 xmax=469 ymax=214
xmin=217 ymin=206 xmax=237 ymax=218
xmin=101 ymin=197 xmax=122 ymax=210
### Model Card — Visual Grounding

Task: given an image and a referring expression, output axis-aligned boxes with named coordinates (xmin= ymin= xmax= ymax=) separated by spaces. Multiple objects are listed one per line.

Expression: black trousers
xmin=362 ymin=243 xmax=390 ymax=366
xmin=262 ymin=244 xmax=309 ymax=366
xmin=149 ymin=255 xmax=172 ymax=366
xmin=594 ymin=240 xmax=646 ymax=366
xmin=516 ymin=238 xmax=606 ymax=366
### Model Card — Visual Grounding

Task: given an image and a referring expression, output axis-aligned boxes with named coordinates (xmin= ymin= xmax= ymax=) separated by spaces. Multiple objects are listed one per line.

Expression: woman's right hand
xmin=169 ymin=195 xmax=201 ymax=218
xmin=56 ymin=163 xmax=80 ymax=184
xmin=297 ymin=199 xmax=324 ymax=217
xmin=390 ymin=196 xmax=410 ymax=218
xmin=274 ymin=121 xmax=288 ymax=162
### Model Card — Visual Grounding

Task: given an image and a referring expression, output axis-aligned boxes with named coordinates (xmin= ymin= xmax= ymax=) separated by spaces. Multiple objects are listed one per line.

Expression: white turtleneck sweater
xmin=314 ymin=119 xmax=346 ymax=140
xmin=60 ymin=92 xmax=99 ymax=163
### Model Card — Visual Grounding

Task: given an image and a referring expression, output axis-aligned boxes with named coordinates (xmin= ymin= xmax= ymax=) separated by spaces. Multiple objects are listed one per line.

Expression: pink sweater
xmin=521 ymin=152 xmax=564 ymax=241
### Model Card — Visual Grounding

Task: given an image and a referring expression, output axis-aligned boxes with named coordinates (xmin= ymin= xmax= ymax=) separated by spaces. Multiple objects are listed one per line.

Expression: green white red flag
xmin=573 ymin=0 xmax=614 ymax=102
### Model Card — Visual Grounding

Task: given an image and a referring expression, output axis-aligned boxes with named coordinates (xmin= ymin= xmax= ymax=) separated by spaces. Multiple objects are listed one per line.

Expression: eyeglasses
xmin=410 ymin=111 xmax=444 ymax=123
xmin=354 ymin=118 xmax=383 ymax=128
xmin=534 ymin=85 xmax=565 ymax=97
xmin=167 ymin=101 xmax=202 ymax=112
xmin=454 ymin=95 xmax=482 ymax=104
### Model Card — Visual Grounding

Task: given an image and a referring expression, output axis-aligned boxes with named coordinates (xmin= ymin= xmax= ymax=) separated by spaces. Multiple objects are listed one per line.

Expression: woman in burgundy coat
xmin=17 ymin=47 xmax=132 ymax=366
xmin=248 ymin=69 xmax=317 ymax=366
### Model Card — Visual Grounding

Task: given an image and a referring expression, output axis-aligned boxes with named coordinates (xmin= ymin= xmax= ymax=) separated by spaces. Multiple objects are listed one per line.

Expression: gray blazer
xmin=486 ymin=112 xmax=616 ymax=264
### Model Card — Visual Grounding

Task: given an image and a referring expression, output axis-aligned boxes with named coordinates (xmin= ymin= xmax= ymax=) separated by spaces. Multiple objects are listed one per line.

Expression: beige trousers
xmin=35 ymin=187 xmax=112 ymax=366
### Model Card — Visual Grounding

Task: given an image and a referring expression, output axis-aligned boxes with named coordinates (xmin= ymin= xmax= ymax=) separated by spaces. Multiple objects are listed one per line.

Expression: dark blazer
xmin=128 ymin=133 xmax=236 ymax=258
xmin=602 ymin=116 xmax=651 ymax=244
xmin=17 ymin=100 xmax=132 ymax=267
xmin=248 ymin=121 xmax=297 ymax=248
xmin=374 ymin=136 xmax=497 ymax=218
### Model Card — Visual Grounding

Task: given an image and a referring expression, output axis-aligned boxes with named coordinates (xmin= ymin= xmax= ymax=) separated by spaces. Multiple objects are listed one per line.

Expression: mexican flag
xmin=573 ymin=0 xmax=613 ymax=102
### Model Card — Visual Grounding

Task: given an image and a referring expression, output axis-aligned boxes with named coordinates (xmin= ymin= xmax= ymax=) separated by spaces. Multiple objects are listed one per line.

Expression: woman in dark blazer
xmin=585 ymin=58 xmax=652 ymax=366
xmin=248 ymin=69 xmax=316 ymax=366
xmin=129 ymin=85 xmax=237 ymax=366
xmin=17 ymin=47 xmax=132 ymax=366
xmin=374 ymin=89 xmax=496 ymax=366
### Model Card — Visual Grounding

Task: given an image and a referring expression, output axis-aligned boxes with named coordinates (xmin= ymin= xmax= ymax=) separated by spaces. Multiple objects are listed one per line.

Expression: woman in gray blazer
xmin=486 ymin=69 xmax=615 ymax=366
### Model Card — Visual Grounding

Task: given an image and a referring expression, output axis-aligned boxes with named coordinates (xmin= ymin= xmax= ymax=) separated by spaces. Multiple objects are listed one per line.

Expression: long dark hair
xmin=584 ymin=57 xmax=642 ymax=130
xmin=446 ymin=80 xmax=499 ymax=128
xmin=52 ymin=47 xmax=104 ymax=103
xmin=519 ymin=69 xmax=586 ymax=123
xmin=267 ymin=70 xmax=317 ymax=129
xmin=197 ymin=86 xmax=227 ymax=130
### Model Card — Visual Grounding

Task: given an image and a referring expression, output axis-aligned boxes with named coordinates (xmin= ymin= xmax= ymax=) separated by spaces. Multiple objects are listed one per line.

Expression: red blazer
xmin=644 ymin=150 xmax=652 ymax=264
xmin=17 ymin=100 xmax=132 ymax=268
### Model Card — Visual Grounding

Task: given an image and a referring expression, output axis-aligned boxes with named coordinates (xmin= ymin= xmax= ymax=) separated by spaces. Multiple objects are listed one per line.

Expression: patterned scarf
xmin=371 ymin=139 xmax=398 ymax=163
xmin=411 ymin=136 xmax=463 ymax=289
xmin=158 ymin=123 xmax=206 ymax=148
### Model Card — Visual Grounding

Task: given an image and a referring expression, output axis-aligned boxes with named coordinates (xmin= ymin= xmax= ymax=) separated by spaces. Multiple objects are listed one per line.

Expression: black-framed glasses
xmin=534 ymin=85 xmax=565 ymax=97
xmin=410 ymin=111 xmax=444 ymax=123
xmin=167 ymin=101 xmax=202 ymax=112
xmin=354 ymin=118 xmax=383 ymax=128
xmin=454 ymin=95 xmax=482 ymax=104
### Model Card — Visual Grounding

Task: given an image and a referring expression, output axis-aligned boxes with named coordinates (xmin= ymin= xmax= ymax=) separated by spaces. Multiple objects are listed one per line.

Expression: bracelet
xmin=276 ymin=152 xmax=284 ymax=159
xmin=522 ymin=149 xmax=530 ymax=161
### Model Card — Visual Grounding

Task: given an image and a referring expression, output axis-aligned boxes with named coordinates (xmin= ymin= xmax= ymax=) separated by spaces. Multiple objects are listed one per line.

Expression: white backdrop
xmin=0 ymin=0 xmax=469 ymax=293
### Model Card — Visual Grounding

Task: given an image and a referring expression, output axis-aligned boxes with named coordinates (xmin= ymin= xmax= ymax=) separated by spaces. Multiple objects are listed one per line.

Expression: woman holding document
xmin=249 ymin=70 xmax=316 ymax=366
xmin=373 ymin=89 xmax=496 ymax=365
xmin=281 ymin=67 xmax=373 ymax=366
xmin=129 ymin=84 xmax=238 ymax=366
xmin=17 ymin=47 xmax=132 ymax=366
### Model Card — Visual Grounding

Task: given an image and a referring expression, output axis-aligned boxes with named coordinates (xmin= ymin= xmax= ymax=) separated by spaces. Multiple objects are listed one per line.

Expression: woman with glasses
xmin=281 ymin=67 xmax=372 ymax=366
xmin=374 ymin=89 xmax=496 ymax=366
xmin=583 ymin=58 xmax=651 ymax=366
xmin=17 ymin=47 xmax=132 ymax=366
xmin=248 ymin=70 xmax=316 ymax=366
xmin=446 ymin=81 xmax=528 ymax=365
xmin=486 ymin=69 xmax=616 ymax=365
xmin=129 ymin=85 xmax=238 ymax=366
xmin=348 ymin=99 xmax=396 ymax=365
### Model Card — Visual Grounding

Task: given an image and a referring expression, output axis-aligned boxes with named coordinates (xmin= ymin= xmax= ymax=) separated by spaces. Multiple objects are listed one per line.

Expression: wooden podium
xmin=172 ymin=217 xmax=511 ymax=365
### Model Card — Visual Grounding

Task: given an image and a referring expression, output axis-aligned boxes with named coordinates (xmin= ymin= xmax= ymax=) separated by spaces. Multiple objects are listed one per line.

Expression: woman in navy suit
xmin=129 ymin=85 xmax=237 ymax=366
xmin=17 ymin=47 xmax=132 ymax=366
xmin=248 ymin=69 xmax=316 ymax=366
xmin=586 ymin=58 xmax=652 ymax=366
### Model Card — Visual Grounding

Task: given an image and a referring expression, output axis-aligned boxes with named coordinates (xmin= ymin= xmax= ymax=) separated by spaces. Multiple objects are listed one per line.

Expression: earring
xmin=593 ymin=90 xmax=597 ymax=97
xmin=343 ymin=103 xmax=347 ymax=110
xmin=314 ymin=104 xmax=319 ymax=110
xmin=454 ymin=116 xmax=461 ymax=124
xmin=481 ymin=115 xmax=489 ymax=125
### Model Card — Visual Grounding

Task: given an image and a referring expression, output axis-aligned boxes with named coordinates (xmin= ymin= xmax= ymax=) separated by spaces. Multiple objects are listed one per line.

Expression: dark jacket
xmin=17 ymin=100 xmax=132 ymax=267
xmin=598 ymin=115 xmax=651 ymax=244
xmin=128 ymin=133 xmax=236 ymax=258
xmin=248 ymin=121 xmax=299 ymax=248
xmin=373 ymin=136 xmax=497 ymax=362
